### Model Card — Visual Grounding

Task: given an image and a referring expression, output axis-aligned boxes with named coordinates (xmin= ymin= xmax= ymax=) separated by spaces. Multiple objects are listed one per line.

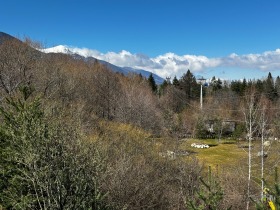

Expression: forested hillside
xmin=1 ymin=36 xmax=280 ymax=209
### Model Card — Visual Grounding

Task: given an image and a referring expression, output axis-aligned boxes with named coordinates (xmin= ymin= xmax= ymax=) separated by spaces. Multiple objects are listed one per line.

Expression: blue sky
xmin=2 ymin=0 xmax=280 ymax=80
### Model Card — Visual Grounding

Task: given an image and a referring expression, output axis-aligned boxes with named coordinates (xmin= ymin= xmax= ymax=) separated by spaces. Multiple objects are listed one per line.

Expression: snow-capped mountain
xmin=41 ymin=45 xmax=74 ymax=55
xmin=40 ymin=45 xmax=164 ymax=84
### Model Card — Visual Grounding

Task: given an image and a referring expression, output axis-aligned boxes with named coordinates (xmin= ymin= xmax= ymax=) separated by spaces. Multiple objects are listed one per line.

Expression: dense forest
xmin=1 ymin=36 xmax=280 ymax=209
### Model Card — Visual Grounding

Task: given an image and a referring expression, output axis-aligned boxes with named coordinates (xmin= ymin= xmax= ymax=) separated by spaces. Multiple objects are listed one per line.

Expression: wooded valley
xmin=1 ymin=36 xmax=280 ymax=209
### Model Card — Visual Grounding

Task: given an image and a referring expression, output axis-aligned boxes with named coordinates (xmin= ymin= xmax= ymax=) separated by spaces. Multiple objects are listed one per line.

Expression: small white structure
xmin=191 ymin=143 xmax=210 ymax=149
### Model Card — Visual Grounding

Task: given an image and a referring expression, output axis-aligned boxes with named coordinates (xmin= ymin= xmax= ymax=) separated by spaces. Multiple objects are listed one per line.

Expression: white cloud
xmin=41 ymin=45 xmax=280 ymax=79
xmin=220 ymin=49 xmax=280 ymax=71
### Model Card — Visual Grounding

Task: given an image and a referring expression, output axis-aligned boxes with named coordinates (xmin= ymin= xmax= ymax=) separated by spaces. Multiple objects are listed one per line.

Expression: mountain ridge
xmin=0 ymin=32 xmax=164 ymax=84
xmin=41 ymin=45 xmax=165 ymax=84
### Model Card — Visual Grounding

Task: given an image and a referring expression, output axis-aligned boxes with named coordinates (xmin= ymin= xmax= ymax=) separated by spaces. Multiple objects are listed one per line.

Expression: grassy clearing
xmin=178 ymin=138 xmax=280 ymax=185
xmin=179 ymin=139 xmax=247 ymax=168
xmin=94 ymin=123 xmax=280 ymax=185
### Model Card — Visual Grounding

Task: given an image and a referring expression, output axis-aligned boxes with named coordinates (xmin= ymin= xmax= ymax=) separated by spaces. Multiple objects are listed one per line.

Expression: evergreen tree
xmin=230 ymin=80 xmax=240 ymax=94
xmin=247 ymin=79 xmax=253 ymax=90
xmin=172 ymin=76 xmax=180 ymax=88
xmin=265 ymin=72 xmax=277 ymax=101
xmin=252 ymin=168 xmax=280 ymax=210
xmin=187 ymin=166 xmax=231 ymax=210
xmin=256 ymin=79 xmax=264 ymax=93
xmin=241 ymin=78 xmax=247 ymax=95
xmin=179 ymin=69 xmax=199 ymax=100
xmin=231 ymin=79 xmax=247 ymax=96
xmin=275 ymin=76 xmax=280 ymax=96
xmin=211 ymin=76 xmax=222 ymax=92
xmin=148 ymin=73 xmax=157 ymax=93
xmin=159 ymin=79 xmax=169 ymax=96
xmin=275 ymin=76 xmax=280 ymax=99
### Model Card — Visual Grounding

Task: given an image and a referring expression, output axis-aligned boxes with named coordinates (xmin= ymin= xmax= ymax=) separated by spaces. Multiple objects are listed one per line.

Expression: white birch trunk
xmin=243 ymin=90 xmax=259 ymax=210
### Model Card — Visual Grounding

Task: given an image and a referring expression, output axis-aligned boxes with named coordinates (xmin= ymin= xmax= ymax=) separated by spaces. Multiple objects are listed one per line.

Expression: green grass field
xmin=178 ymin=138 xmax=280 ymax=184
xmin=180 ymin=139 xmax=247 ymax=168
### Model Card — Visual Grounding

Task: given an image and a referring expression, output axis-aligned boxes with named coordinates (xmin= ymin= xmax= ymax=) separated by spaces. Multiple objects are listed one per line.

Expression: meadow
xmin=178 ymin=138 xmax=280 ymax=186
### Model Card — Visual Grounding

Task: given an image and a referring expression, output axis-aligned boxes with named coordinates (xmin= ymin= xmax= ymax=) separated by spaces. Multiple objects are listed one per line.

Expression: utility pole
xmin=200 ymin=83 xmax=203 ymax=109
xmin=197 ymin=77 xmax=206 ymax=109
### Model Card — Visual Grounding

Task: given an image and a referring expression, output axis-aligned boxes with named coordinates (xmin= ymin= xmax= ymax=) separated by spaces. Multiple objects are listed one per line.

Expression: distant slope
xmin=41 ymin=45 xmax=165 ymax=84
xmin=85 ymin=58 xmax=164 ymax=84
xmin=122 ymin=67 xmax=164 ymax=84
xmin=0 ymin=32 xmax=165 ymax=84
xmin=89 ymin=58 xmax=129 ymax=75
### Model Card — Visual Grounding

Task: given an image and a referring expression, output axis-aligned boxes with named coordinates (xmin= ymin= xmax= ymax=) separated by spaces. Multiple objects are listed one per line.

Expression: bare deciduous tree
xmin=242 ymin=88 xmax=259 ymax=210
xmin=0 ymin=38 xmax=37 ymax=96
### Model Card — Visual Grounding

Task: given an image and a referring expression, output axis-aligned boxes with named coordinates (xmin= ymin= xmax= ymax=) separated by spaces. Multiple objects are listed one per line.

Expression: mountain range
xmin=0 ymin=32 xmax=164 ymax=84
xmin=40 ymin=45 xmax=165 ymax=84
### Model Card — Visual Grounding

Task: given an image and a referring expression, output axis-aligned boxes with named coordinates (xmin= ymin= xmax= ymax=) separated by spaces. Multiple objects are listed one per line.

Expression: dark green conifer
xmin=265 ymin=72 xmax=277 ymax=101
xmin=172 ymin=76 xmax=180 ymax=88
xmin=148 ymin=73 xmax=157 ymax=93
xmin=179 ymin=69 xmax=199 ymax=100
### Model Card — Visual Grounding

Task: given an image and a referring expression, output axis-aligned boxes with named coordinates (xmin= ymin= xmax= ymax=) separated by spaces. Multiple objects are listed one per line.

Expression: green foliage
xmin=210 ymin=76 xmax=222 ymax=92
xmin=231 ymin=79 xmax=247 ymax=96
xmin=172 ymin=76 xmax=180 ymax=88
xmin=256 ymin=79 xmax=264 ymax=93
xmin=0 ymin=92 xmax=110 ymax=209
xmin=148 ymin=73 xmax=157 ymax=93
xmin=252 ymin=167 xmax=280 ymax=210
xmin=275 ymin=76 xmax=280 ymax=96
xmin=186 ymin=166 xmax=231 ymax=210
xmin=159 ymin=79 xmax=169 ymax=96
xmin=264 ymin=72 xmax=277 ymax=101
xmin=232 ymin=123 xmax=246 ymax=139
xmin=179 ymin=69 xmax=200 ymax=100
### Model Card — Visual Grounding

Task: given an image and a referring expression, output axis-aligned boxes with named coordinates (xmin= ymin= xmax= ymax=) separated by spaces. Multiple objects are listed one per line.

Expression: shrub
xmin=0 ymin=91 xmax=110 ymax=209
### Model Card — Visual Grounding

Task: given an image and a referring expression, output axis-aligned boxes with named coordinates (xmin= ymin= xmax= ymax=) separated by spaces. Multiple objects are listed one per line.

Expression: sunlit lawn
xmin=180 ymin=139 xmax=247 ymax=168
xmin=178 ymin=138 xmax=280 ymax=184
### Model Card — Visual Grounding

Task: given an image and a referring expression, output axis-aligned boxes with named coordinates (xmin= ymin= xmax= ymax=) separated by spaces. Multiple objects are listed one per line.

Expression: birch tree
xmin=257 ymin=96 xmax=273 ymax=203
xmin=242 ymin=88 xmax=259 ymax=210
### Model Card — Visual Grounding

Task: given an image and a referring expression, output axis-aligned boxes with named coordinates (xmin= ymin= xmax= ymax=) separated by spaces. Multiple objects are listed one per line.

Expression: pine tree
xmin=265 ymin=72 xmax=277 ymax=101
xmin=231 ymin=79 xmax=247 ymax=96
xmin=172 ymin=76 xmax=180 ymax=88
xmin=211 ymin=76 xmax=222 ymax=92
xmin=241 ymin=78 xmax=247 ymax=95
xmin=148 ymin=73 xmax=157 ymax=93
xmin=179 ymin=69 xmax=199 ymax=100
xmin=256 ymin=79 xmax=264 ymax=93
xmin=275 ymin=76 xmax=280 ymax=98
xmin=159 ymin=80 xmax=169 ymax=96
xmin=186 ymin=166 xmax=231 ymax=210
xmin=252 ymin=168 xmax=280 ymax=210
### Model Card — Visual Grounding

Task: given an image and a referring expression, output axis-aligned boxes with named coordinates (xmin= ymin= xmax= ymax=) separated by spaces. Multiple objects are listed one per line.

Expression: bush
xmin=94 ymin=122 xmax=203 ymax=209
xmin=0 ymin=92 xmax=110 ymax=209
